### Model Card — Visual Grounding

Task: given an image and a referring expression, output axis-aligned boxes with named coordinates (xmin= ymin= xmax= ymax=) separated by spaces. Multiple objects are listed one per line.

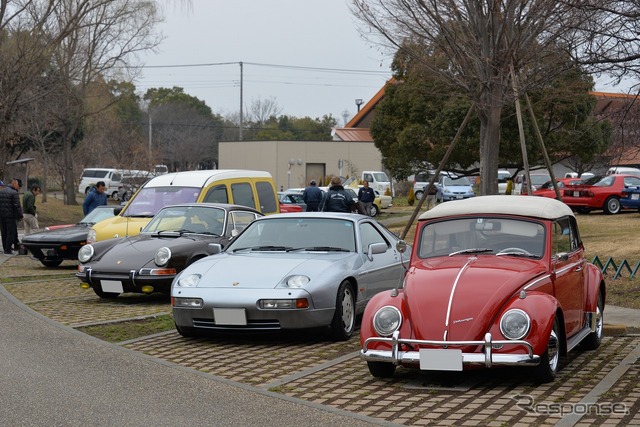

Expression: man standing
xmin=23 ymin=184 xmax=41 ymax=234
xmin=302 ymin=180 xmax=323 ymax=212
xmin=83 ymin=181 xmax=107 ymax=215
xmin=0 ymin=178 xmax=24 ymax=255
xmin=321 ymin=177 xmax=356 ymax=213
xmin=357 ymin=181 xmax=376 ymax=216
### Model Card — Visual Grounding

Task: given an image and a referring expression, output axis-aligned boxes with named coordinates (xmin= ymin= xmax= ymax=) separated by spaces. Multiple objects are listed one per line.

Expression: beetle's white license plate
xmin=419 ymin=349 xmax=463 ymax=371
xmin=101 ymin=280 xmax=123 ymax=293
xmin=213 ymin=308 xmax=247 ymax=325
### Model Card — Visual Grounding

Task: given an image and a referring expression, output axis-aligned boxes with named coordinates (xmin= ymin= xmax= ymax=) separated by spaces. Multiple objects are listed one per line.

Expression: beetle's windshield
xmin=227 ymin=217 xmax=356 ymax=253
xmin=123 ymin=186 xmax=200 ymax=217
xmin=417 ymin=217 xmax=545 ymax=259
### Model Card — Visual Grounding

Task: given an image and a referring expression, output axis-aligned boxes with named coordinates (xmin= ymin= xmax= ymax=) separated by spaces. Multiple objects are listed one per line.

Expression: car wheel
xmin=414 ymin=190 xmax=423 ymax=200
xmin=40 ymin=259 xmax=63 ymax=268
xmin=92 ymin=286 xmax=120 ymax=299
xmin=603 ymin=196 xmax=621 ymax=214
xmin=122 ymin=192 xmax=130 ymax=202
xmin=111 ymin=191 xmax=119 ymax=200
xmin=533 ymin=315 xmax=561 ymax=383
xmin=576 ymin=207 xmax=591 ymax=214
xmin=175 ymin=323 xmax=199 ymax=338
xmin=367 ymin=361 xmax=396 ymax=378
xmin=370 ymin=204 xmax=379 ymax=217
xmin=580 ymin=291 xmax=604 ymax=351
xmin=84 ymin=187 xmax=90 ymax=195
xmin=330 ymin=280 xmax=356 ymax=341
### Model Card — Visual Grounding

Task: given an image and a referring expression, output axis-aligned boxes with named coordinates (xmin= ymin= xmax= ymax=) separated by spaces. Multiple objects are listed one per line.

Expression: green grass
xmin=77 ymin=315 xmax=175 ymax=343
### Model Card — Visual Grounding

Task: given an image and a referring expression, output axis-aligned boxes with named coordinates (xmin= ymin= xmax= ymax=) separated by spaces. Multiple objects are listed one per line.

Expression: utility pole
xmin=239 ymin=61 xmax=243 ymax=141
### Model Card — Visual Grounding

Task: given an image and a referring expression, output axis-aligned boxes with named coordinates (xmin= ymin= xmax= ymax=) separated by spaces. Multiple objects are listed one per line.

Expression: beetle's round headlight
xmin=373 ymin=306 xmax=402 ymax=337
xmin=87 ymin=229 xmax=97 ymax=244
xmin=78 ymin=245 xmax=94 ymax=263
xmin=155 ymin=247 xmax=171 ymax=266
xmin=176 ymin=273 xmax=201 ymax=288
xmin=500 ymin=309 xmax=531 ymax=340
xmin=286 ymin=275 xmax=310 ymax=288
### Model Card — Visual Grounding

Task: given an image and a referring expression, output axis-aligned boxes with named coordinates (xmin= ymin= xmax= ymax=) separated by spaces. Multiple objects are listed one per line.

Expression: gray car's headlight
xmin=373 ymin=306 xmax=402 ymax=337
xmin=286 ymin=275 xmax=310 ymax=288
xmin=78 ymin=245 xmax=94 ymax=263
xmin=176 ymin=273 xmax=201 ymax=287
xmin=155 ymin=247 xmax=171 ymax=266
xmin=500 ymin=309 xmax=531 ymax=340
xmin=86 ymin=229 xmax=97 ymax=244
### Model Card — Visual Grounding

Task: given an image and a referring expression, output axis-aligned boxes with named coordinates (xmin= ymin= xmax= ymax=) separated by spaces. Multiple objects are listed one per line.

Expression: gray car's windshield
xmin=418 ymin=217 xmax=545 ymax=259
xmin=143 ymin=206 xmax=225 ymax=236
xmin=124 ymin=186 xmax=200 ymax=217
xmin=227 ymin=218 xmax=356 ymax=252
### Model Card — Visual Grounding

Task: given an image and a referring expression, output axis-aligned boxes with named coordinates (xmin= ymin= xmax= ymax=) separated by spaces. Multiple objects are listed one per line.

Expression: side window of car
xmin=552 ymin=218 xmax=573 ymax=255
xmin=231 ymin=182 xmax=257 ymax=210
xmin=255 ymin=181 xmax=278 ymax=214
xmin=359 ymin=222 xmax=388 ymax=253
xmin=203 ymin=185 xmax=228 ymax=204
xmin=230 ymin=211 xmax=258 ymax=234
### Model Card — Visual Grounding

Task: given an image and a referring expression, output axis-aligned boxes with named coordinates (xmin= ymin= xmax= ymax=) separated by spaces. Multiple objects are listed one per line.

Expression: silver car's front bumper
xmin=361 ymin=331 xmax=541 ymax=369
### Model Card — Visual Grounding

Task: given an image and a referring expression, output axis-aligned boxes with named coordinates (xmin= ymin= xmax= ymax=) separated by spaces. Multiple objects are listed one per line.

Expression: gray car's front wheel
xmin=330 ymin=280 xmax=356 ymax=341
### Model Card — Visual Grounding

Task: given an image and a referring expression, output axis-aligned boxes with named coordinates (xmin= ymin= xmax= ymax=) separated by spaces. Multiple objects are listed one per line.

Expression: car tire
xmin=603 ymin=196 xmax=621 ymax=215
xmin=330 ymin=280 xmax=356 ymax=341
xmin=367 ymin=361 xmax=396 ymax=378
xmin=92 ymin=286 xmax=120 ymax=299
xmin=40 ymin=259 xmax=63 ymax=268
xmin=414 ymin=190 xmax=424 ymax=200
xmin=175 ymin=323 xmax=199 ymax=338
xmin=534 ymin=315 xmax=561 ymax=383
xmin=370 ymin=204 xmax=379 ymax=217
xmin=580 ymin=291 xmax=604 ymax=351
xmin=111 ymin=191 xmax=119 ymax=200
xmin=84 ymin=187 xmax=90 ymax=195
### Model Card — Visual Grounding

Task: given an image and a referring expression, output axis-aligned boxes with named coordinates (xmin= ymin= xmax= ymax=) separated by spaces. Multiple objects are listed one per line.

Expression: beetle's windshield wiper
xmin=287 ymin=246 xmax=350 ymax=252
xmin=449 ymin=248 xmax=493 ymax=256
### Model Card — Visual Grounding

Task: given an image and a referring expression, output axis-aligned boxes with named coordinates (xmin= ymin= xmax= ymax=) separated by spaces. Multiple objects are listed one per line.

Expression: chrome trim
xmin=523 ymin=274 xmax=550 ymax=291
xmin=361 ymin=331 xmax=540 ymax=368
xmin=445 ymin=257 xmax=476 ymax=328
xmin=129 ymin=269 xmax=137 ymax=287
xmin=554 ymin=261 xmax=583 ymax=275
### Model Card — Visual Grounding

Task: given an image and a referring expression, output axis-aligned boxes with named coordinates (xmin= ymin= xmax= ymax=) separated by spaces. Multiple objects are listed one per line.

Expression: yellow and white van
xmin=88 ymin=170 xmax=278 ymax=242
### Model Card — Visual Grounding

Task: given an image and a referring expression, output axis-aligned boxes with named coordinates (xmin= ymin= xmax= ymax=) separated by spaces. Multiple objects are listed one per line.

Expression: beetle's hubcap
xmin=548 ymin=328 xmax=560 ymax=371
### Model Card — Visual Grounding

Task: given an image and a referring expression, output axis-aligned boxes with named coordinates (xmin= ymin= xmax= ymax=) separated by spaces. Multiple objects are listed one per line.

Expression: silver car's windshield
xmin=143 ymin=206 xmax=225 ymax=236
xmin=418 ymin=217 xmax=545 ymax=259
xmin=124 ymin=186 xmax=200 ymax=217
xmin=227 ymin=218 xmax=356 ymax=252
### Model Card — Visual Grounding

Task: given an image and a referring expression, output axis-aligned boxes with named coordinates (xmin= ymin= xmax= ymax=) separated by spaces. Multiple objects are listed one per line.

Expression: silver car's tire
xmin=534 ymin=316 xmax=561 ymax=383
xmin=175 ymin=323 xmax=199 ymax=338
xmin=330 ymin=281 xmax=356 ymax=341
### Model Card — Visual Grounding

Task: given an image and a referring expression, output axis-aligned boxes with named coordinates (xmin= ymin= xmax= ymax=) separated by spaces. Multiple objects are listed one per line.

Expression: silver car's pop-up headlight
xmin=286 ymin=275 xmax=310 ymax=288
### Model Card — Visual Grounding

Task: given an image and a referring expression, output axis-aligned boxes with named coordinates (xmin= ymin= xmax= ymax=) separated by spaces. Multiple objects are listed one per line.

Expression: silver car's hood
xmin=193 ymin=252 xmax=358 ymax=289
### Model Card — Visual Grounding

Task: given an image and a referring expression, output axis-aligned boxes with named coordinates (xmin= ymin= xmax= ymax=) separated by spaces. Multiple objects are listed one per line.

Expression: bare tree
xmin=247 ymin=96 xmax=283 ymax=127
xmin=350 ymin=0 xmax=640 ymax=195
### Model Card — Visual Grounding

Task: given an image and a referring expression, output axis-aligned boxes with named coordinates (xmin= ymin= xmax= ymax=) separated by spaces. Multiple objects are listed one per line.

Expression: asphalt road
xmin=0 ymin=284 xmax=385 ymax=427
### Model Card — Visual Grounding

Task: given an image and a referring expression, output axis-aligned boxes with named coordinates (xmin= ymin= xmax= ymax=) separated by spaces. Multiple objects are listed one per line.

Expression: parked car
xmin=532 ymin=178 xmax=583 ymax=199
xmin=117 ymin=174 xmax=150 ymax=202
xmin=514 ymin=172 xmax=552 ymax=195
xmin=620 ymin=185 xmax=640 ymax=212
xmin=562 ymin=174 xmax=640 ymax=214
xmin=278 ymin=191 xmax=307 ymax=211
xmin=360 ymin=195 xmax=605 ymax=382
xmin=21 ymin=206 xmax=117 ymax=268
xmin=498 ymin=170 xmax=511 ymax=194
xmin=411 ymin=171 xmax=437 ymax=200
xmin=436 ymin=173 xmax=475 ymax=202
xmin=171 ymin=212 xmax=411 ymax=341
xmin=76 ymin=204 xmax=262 ymax=298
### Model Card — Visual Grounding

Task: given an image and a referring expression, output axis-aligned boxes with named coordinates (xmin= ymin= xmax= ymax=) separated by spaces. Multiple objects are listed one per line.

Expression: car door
xmin=357 ymin=221 xmax=403 ymax=300
xmin=551 ymin=217 xmax=585 ymax=336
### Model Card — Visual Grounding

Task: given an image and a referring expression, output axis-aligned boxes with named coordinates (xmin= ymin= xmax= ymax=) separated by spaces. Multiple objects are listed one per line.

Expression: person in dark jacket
xmin=357 ymin=181 xmax=376 ymax=216
xmin=0 ymin=178 xmax=24 ymax=254
xmin=320 ymin=177 xmax=356 ymax=213
xmin=302 ymin=180 xmax=323 ymax=212
xmin=82 ymin=181 xmax=107 ymax=215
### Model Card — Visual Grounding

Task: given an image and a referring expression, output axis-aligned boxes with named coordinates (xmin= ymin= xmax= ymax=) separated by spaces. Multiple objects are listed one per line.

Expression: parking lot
xmin=2 ymin=255 xmax=640 ymax=426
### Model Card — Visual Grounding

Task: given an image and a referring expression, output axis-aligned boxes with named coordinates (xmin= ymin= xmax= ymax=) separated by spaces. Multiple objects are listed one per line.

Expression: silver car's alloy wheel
xmin=330 ymin=281 xmax=356 ymax=341
xmin=340 ymin=287 xmax=355 ymax=333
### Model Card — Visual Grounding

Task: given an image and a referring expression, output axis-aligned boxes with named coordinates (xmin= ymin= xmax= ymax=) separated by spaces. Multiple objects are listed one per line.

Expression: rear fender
xmin=584 ymin=263 xmax=605 ymax=312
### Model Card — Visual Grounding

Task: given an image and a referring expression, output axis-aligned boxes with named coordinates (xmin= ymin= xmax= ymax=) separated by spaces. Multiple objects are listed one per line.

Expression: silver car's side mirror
xmin=367 ymin=242 xmax=387 ymax=261
xmin=207 ymin=243 xmax=222 ymax=255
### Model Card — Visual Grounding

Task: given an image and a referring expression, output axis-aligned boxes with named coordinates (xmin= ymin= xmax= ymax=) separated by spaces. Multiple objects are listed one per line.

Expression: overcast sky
xmin=134 ymin=0 xmax=632 ymax=125
xmin=135 ymin=0 xmax=392 ymax=125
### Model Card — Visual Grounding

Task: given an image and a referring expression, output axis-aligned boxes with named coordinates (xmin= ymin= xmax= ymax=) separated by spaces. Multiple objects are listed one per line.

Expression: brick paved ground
xmin=2 ymin=254 xmax=639 ymax=426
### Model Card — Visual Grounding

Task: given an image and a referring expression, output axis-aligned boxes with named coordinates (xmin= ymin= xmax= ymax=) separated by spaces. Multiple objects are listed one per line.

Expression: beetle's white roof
xmin=145 ymin=170 xmax=272 ymax=188
xmin=419 ymin=195 xmax=574 ymax=220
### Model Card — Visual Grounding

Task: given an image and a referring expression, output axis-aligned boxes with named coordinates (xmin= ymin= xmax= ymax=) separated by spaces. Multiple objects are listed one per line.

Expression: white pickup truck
xmin=361 ymin=171 xmax=391 ymax=194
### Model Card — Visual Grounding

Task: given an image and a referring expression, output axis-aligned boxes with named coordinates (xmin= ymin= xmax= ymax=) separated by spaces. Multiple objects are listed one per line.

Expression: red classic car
xmin=360 ymin=196 xmax=605 ymax=382
xmin=532 ymin=178 xmax=583 ymax=199
xmin=562 ymin=174 xmax=640 ymax=214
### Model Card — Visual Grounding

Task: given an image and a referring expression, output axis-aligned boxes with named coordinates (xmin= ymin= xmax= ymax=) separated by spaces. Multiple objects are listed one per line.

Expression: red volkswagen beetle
xmin=562 ymin=174 xmax=640 ymax=214
xmin=360 ymin=196 xmax=605 ymax=382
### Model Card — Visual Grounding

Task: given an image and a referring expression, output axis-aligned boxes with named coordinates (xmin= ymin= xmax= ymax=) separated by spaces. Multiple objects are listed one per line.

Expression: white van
xmin=606 ymin=166 xmax=640 ymax=177
xmin=78 ymin=168 xmax=123 ymax=199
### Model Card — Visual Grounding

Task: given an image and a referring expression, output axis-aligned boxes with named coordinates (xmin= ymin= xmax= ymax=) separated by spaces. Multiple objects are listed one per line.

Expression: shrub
xmin=407 ymin=186 xmax=415 ymax=206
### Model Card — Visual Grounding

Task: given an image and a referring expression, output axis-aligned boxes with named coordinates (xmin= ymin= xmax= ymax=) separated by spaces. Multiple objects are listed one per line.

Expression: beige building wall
xmin=219 ymin=140 xmax=383 ymax=190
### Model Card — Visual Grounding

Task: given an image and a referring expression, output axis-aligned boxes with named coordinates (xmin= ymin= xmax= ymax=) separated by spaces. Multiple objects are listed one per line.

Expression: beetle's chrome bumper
xmin=361 ymin=331 xmax=541 ymax=369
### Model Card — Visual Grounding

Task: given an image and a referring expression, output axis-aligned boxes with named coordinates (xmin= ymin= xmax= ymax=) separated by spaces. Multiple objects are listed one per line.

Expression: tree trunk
xmin=63 ymin=127 xmax=78 ymax=206
xmin=478 ymin=88 xmax=503 ymax=197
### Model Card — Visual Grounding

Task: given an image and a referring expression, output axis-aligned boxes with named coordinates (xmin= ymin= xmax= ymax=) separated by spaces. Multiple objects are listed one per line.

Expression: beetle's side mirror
xmin=396 ymin=240 xmax=408 ymax=253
